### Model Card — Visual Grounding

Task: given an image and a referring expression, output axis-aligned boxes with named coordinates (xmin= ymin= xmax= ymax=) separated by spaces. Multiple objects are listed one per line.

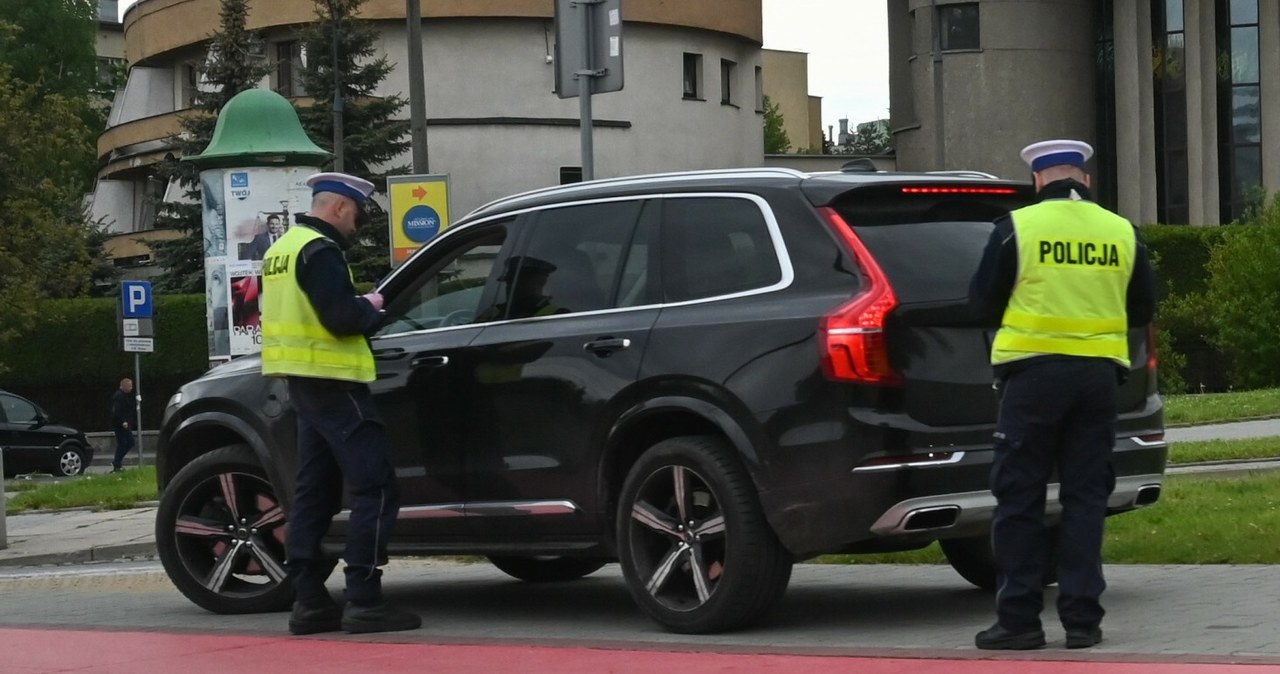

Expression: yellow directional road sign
xmin=388 ymin=174 xmax=451 ymax=266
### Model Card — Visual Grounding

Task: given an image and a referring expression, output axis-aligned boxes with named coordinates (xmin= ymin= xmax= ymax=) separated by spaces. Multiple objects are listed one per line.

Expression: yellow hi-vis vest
xmin=991 ymin=199 xmax=1136 ymax=368
xmin=260 ymin=226 xmax=376 ymax=383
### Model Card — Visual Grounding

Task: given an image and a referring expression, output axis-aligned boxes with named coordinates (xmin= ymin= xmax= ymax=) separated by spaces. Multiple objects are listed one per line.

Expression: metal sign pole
xmin=135 ymin=352 xmax=143 ymax=468
xmin=577 ymin=0 xmax=597 ymax=181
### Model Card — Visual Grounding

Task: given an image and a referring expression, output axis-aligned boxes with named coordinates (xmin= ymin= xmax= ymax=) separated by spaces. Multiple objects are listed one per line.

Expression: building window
xmin=1218 ymin=0 xmax=1261 ymax=222
xmin=938 ymin=2 xmax=980 ymax=51
xmin=1154 ymin=0 xmax=1189 ymax=223
xmin=683 ymin=52 xmax=703 ymax=99
xmin=720 ymin=59 xmax=736 ymax=105
xmin=179 ymin=63 xmax=199 ymax=108
xmin=275 ymin=41 xmax=305 ymax=97
xmin=754 ymin=66 xmax=764 ymax=112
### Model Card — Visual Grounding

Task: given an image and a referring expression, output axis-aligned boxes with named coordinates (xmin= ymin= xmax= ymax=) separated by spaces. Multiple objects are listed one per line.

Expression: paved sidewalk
xmin=0 ymin=506 xmax=156 ymax=567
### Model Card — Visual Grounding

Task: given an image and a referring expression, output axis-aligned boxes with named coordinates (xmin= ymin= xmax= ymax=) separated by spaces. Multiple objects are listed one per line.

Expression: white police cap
xmin=1020 ymin=139 xmax=1094 ymax=172
xmin=305 ymin=172 xmax=375 ymax=204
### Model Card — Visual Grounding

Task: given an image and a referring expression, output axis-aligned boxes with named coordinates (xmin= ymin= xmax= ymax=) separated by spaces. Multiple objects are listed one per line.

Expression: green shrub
xmin=1201 ymin=195 xmax=1280 ymax=388
xmin=1142 ymin=224 xmax=1230 ymax=393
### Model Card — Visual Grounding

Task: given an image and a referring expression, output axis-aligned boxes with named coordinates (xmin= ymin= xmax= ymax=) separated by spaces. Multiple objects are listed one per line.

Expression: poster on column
xmin=215 ymin=166 xmax=315 ymax=357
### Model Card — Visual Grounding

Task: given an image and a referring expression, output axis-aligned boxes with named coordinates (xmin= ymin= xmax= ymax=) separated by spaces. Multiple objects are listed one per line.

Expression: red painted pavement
xmin=2 ymin=628 xmax=1279 ymax=674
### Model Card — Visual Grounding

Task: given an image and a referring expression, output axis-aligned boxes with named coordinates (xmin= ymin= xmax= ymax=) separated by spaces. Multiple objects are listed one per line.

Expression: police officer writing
xmin=969 ymin=140 xmax=1156 ymax=650
xmin=260 ymin=172 xmax=421 ymax=635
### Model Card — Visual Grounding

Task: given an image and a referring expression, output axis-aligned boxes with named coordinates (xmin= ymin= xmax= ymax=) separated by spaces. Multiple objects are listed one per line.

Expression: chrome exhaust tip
xmin=1134 ymin=484 xmax=1162 ymax=507
xmin=902 ymin=505 xmax=960 ymax=531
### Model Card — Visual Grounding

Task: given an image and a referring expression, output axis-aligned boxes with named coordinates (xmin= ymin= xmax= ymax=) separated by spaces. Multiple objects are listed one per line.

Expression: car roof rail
xmin=467 ymin=167 xmax=809 ymax=218
xmin=925 ymin=169 xmax=1001 ymax=180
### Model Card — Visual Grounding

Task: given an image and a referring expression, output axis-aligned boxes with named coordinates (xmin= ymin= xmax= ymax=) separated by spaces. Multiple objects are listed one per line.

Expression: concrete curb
xmin=0 ymin=541 xmax=157 ymax=568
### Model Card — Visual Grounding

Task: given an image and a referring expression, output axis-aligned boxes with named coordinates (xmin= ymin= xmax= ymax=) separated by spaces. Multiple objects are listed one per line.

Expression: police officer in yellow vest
xmin=969 ymin=141 xmax=1156 ymax=651
xmin=261 ymin=172 xmax=421 ymax=636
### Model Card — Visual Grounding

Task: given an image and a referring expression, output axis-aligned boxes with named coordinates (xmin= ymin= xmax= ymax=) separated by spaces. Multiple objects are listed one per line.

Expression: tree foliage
xmin=762 ymin=95 xmax=791 ymax=155
xmin=837 ymin=118 xmax=892 ymax=155
xmin=1199 ymin=196 xmax=1280 ymax=388
xmin=0 ymin=0 xmax=97 ymax=99
xmin=0 ymin=62 xmax=99 ymax=347
xmin=149 ymin=0 xmax=271 ymax=294
xmin=296 ymin=0 xmax=411 ymax=283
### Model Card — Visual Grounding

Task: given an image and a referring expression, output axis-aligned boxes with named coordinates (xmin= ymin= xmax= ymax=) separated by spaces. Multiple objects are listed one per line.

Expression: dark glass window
xmin=1218 ymin=0 xmax=1262 ymax=221
xmin=0 ymin=394 xmax=39 ymax=424
xmin=377 ymin=223 xmax=510 ymax=336
xmin=1154 ymin=0 xmax=1188 ymax=223
xmin=939 ymin=3 xmax=980 ymax=51
xmin=661 ymin=198 xmax=781 ymax=302
xmin=275 ymin=41 xmax=305 ymax=97
xmin=511 ymin=201 xmax=644 ymax=316
xmin=720 ymin=59 xmax=736 ymax=105
xmin=1094 ymin=0 xmax=1119 ymax=212
xmin=682 ymin=53 xmax=702 ymax=99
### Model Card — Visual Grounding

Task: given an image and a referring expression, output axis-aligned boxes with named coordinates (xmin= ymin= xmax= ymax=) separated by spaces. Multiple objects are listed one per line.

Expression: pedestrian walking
xmin=260 ymin=171 xmax=421 ymax=635
xmin=109 ymin=378 xmax=136 ymax=472
xmin=968 ymin=140 xmax=1157 ymax=650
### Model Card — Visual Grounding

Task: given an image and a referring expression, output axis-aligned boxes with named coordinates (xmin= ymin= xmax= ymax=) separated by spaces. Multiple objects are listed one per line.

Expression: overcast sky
xmin=118 ymin=0 xmax=890 ymax=134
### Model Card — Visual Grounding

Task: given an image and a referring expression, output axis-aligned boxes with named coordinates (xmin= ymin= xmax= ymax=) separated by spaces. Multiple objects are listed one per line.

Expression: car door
xmin=464 ymin=198 xmax=662 ymax=537
xmin=0 ymin=393 xmax=49 ymax=470
xmin=331 ymin=217 xmax=521 ymax=541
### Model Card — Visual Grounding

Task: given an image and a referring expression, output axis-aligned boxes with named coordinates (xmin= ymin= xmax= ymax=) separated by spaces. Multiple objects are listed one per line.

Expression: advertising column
xmin=185 ymin=89 xmax=330 ymax=366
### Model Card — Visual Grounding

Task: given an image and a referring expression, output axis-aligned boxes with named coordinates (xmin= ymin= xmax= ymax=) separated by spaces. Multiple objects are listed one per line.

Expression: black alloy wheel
xmin=155 ymin=445 xmax=293 ymax=614
xmin=617 ymin=435 xmax=792 ymax=634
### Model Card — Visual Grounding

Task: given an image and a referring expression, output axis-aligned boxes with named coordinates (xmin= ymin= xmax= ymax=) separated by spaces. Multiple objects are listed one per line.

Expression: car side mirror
xmin=30 ymin=412 xmax=47 ymax=429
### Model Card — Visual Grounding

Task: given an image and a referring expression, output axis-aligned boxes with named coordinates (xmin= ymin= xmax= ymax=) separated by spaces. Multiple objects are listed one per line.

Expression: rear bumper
xmin=759 ymin=434 xmax=1168 ymax=558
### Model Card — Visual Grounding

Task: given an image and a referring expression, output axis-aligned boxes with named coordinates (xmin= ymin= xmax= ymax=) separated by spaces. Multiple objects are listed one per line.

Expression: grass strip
xmin=1164 ymin=387 xmax=1280 ymax=426
xmin=1169 ymin=436 xmax=1280 ymax=463
xmin=5 ymin=467 xmax=157 ymax=514
xmin=814 ymin=472 xmax=1280 ymax=565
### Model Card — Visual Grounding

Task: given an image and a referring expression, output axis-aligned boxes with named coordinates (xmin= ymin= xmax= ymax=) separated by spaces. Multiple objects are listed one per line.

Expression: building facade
xmin=889 ymin=0 xmax=1278 ymax=225
xmin=761 ymin=49 xmax=824 ymax=152
xmin=96 ymin=0 xmax=778 ymax=265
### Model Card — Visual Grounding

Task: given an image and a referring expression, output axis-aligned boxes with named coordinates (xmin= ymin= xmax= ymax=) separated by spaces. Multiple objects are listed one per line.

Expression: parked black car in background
xmin=1 ymin=389 xmax=93 ymax=477
xmin=154 ymin=168 xmax=1167 ymax=633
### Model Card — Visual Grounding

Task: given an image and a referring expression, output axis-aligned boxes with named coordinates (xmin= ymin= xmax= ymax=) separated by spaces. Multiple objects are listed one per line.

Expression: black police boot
xmin=288 ymin=596 xmax=343 ymax=635
xmin=1065 ymin=626 xmax=1103 ymax=649
xmin=974 ymin=623 xmax=1046 ymax=650
xmin=341 ymin=602 xmax=422 ymax=634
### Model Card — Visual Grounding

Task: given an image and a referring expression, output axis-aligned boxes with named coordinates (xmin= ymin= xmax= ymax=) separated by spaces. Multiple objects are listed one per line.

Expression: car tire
xmin=940 ymin=528 xmax=1060 ymax=591
xmin=488 ymin=556 xmax=608 ymax=583
xmin=53 ymin=444 xmax=88 ymax=477
xmin=616 ymin=435 xmax=793 ymax=634
xmin=155 ymin=444 xmax=293 ymax=614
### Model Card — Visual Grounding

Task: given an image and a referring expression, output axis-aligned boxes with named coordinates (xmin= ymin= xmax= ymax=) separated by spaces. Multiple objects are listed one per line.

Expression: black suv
xmin=155 ymin=168 xmax=1166 ymax=633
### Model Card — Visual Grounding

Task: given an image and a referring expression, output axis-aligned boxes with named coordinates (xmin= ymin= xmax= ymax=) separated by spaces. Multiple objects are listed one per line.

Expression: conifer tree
xmin=149 ymin=0 xmax=271 ymax=293
xmin=297 ymin=0 xmax=410 ymax=283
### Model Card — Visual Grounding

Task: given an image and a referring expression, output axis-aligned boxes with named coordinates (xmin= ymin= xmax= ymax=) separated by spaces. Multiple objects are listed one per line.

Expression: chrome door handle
xmin=583 ymin=338 xmax=631 ymax=356
xmin=410 ymin=355 xmax=450 ymax=369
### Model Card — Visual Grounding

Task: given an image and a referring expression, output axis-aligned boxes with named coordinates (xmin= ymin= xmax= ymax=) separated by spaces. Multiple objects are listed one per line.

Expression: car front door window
xmin=377 ymin=227 xmax=509 ymax=337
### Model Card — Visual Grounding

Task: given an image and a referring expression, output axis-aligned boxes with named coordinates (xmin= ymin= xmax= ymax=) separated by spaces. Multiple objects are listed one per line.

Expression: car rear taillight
xmin=1146 ymin=324 xmax=1158 ymax=372
xmin=818 ymin=207 xmax=903 ymax=386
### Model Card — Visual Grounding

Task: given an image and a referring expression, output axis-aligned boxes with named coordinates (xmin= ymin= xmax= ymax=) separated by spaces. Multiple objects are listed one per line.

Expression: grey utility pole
xmin=330 ymin=1 xmax=345 ymax=171
xmin=406 ymin=0 xmax=430 ymax=172
xmin=576 ymin=0 xmax=600 ymax=181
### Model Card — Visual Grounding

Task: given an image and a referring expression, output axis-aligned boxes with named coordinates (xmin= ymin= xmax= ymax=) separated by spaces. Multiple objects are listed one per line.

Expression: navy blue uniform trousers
xmin=991 ymin=358 xmax=1118 ymax=632
xmin=284 ymin=376 xmax=399 ymax=606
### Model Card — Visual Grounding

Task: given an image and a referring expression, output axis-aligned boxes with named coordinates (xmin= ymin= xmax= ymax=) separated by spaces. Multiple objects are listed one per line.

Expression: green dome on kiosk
xmin=185 ymin=89 xmax=330 ymax=169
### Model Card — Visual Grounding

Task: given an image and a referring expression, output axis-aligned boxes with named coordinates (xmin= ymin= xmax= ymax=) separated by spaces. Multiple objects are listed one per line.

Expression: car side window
xmin=661 ymin=196 xmax=782 ymax=302
xmin=0 ymin=394 xmax=38 ymax=424
xmin=494 ymin=201 xmax=643 ymax=319
xmin=376 ymin=222 xmax=510 ymax=336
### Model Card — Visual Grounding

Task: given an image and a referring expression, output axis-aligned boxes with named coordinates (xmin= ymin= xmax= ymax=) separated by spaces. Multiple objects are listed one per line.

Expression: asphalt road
xmin=0 ymin=559 xmax=1277 ymax=665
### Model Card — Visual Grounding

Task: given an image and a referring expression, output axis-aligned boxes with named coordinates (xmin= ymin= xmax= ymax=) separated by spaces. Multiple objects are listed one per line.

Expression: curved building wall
xmin=893 ymin=0 xmax=1095 ymax=180
xmin=105 ymin=0 xmax=764 ymax=220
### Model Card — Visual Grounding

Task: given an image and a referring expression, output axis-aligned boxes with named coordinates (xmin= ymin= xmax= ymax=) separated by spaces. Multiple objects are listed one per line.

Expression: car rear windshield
xmin=832 ymin=185 xmax=1034 ymax=304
